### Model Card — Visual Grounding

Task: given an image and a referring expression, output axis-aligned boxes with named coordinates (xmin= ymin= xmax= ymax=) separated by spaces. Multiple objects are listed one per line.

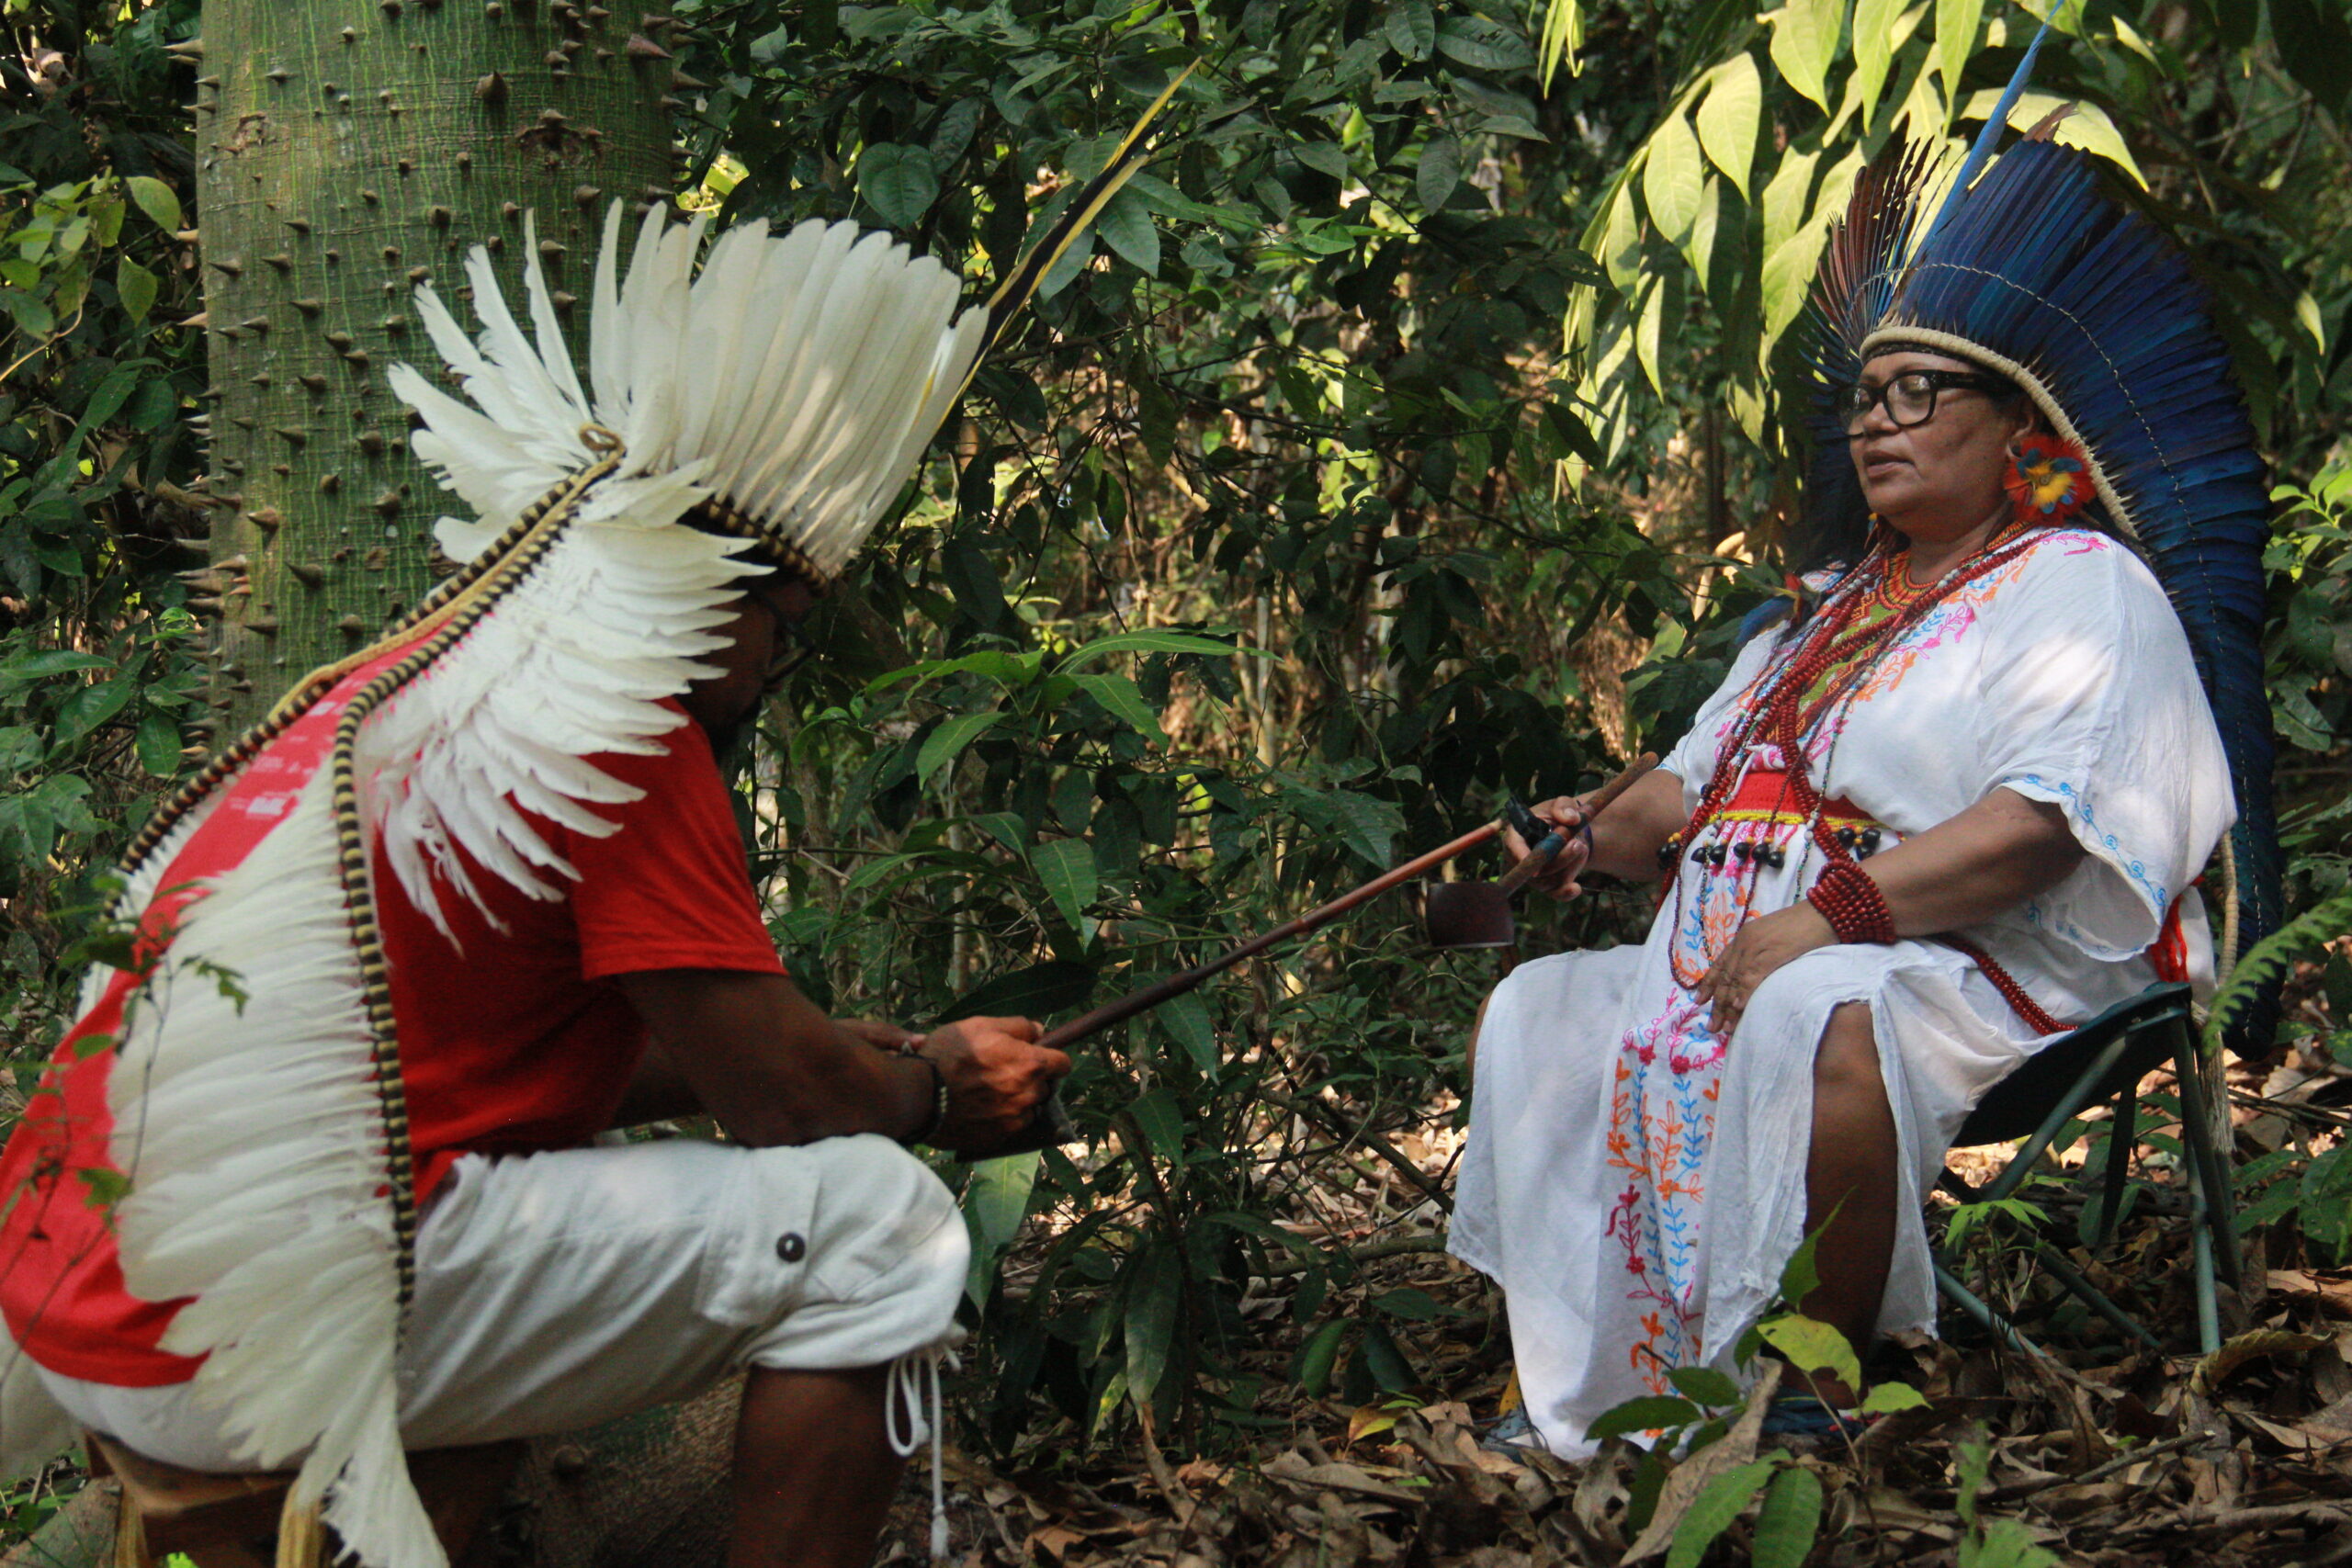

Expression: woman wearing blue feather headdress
xmin=1448 ymin=115 xmax=2273 ymax=1451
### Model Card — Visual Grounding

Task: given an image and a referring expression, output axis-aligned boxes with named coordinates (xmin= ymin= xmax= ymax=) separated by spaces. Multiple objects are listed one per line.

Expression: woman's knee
xmin=1813 ymin=1002 xmax=1883 ymax=1096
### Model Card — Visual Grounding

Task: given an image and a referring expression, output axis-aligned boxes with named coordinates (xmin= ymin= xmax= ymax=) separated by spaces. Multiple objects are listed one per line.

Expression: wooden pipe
xmin=1037 ymin=818 xmax=1502 ymax=1051
xmin=1038 ymin=751 xmax=1660 ymax=1053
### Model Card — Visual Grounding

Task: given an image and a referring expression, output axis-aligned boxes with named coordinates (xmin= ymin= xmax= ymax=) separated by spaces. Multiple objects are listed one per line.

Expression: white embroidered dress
xmin=1447 ymin=525 xmax=2233 ymax=1456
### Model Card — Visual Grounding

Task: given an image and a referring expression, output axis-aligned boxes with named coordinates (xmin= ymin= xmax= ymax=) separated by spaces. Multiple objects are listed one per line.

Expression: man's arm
xmin=616 ymin=968 xmax=1069 ymax=1153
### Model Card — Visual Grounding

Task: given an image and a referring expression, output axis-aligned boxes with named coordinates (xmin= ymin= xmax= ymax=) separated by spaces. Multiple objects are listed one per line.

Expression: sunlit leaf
xmin=1071 ymin=671 xmax=1166 ymax=741
xmin=1851 ymin=0 xmax=1906 ymax=119
xmin=1860 ymin=1381 xmax=1929 ymax=1415
xmin=1695 ymin=53 xmax=1762 ymax=190
xmin=1769 ymin=0 xmax=1841 ymax=111
xmin=1642 ymin=111 xmax=1705 ymax=239
xmin=1934 ymin=0 xmax=1985 ymax=128
xmin=123 ymin=175 xmax=180 ymax=234
xmin=1757 ymin=1313 xmax=1862 ymax=1393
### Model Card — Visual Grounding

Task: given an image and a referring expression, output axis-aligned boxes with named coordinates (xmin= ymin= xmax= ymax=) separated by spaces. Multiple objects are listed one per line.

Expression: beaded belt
xmin=1660 ymin=769 xmax=1888 ymax=871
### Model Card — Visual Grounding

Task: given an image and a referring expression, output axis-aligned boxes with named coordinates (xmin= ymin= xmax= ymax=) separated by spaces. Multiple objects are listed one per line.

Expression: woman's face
xmin=1848 ymin=349 xmax=2035 ymax=540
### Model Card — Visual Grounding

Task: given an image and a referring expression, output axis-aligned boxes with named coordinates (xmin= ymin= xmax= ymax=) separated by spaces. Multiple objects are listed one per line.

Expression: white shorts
xmin=37 ymin=1134 xmax=969 ymax=1470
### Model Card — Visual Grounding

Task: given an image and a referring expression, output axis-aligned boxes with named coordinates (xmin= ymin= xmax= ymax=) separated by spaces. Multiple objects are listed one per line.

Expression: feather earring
xmin=2004 ymin=434 xmax=2096 ymax=525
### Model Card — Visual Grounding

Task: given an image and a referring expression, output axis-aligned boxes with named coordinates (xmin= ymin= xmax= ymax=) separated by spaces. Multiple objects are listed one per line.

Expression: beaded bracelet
xmin=888 ymin=1039 xmax=950 ymax=1145
xmin=1807 ymin=861 xmax=1896 ymax=944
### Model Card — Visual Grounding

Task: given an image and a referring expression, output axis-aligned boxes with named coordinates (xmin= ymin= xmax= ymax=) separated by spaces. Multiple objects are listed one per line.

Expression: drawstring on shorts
xmin=888 ymin=1343 xmax=961 ymax=1560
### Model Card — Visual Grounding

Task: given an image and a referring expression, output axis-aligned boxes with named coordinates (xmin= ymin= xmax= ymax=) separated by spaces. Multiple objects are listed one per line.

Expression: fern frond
xmin=2202 ymin=888 xmax=2352 ymax=1057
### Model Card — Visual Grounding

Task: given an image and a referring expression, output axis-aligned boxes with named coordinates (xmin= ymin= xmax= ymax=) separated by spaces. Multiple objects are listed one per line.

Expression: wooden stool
xmin=85 ymin=1430 xmax=524 ymax=1568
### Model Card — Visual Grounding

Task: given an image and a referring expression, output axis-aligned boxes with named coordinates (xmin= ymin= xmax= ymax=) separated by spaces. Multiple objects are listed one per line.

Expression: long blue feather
xmin=1809 ymin=131 xmax=2282 ymax=1054
xmin=1920 ymin=19 xmax=2054 ymax=248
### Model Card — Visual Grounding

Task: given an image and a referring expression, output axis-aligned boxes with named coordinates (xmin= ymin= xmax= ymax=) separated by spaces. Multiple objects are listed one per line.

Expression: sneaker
xmin=1477 ymin=1405 xmax=1548 ymax=1457
xmin=1758 ymin=1392 xmax=1869 ymax=1440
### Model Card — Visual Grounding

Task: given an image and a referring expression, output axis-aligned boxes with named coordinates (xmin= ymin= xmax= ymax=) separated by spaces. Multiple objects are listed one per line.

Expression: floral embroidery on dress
xmin=1600 ymin=526 xmax=2109 ymax=1389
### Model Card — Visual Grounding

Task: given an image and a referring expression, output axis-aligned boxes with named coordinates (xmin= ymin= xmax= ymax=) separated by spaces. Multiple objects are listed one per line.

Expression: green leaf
xmin=1129 ymin=1086 xmax=1186 ymax=1164
xmin=79 ymin=1167 xmax=131 ymax=1210
xmin=916 ymin=711 xmax=1004 ymax=784
xmin=1158 ymin=989 xmax=1218 ymax=1075
xmin=857 ymin=142 xmax=941 ymax=229
xmin=1059 ymin=629 xmax=1248 ymax=668
xmin=965 ymin=1154 xmax=1037 ymax=1245
xmin=122 ymin=175 xmax=181 ymax=234
xmin=1585 ymin=1394 xmax=1701 ymax=1441
xmin=1769 ymin=0 xmax=1841 ymax=110
xmin=1294 ymin=141 xmax=1349 ymax=178
xmin=134 ymin=712 xmax=180 ymax=777
xmin=1851 ymin=0 xmax=1905 ymax=118
xmin=1666 ymin=1458 xmax=1781 ymax=1568
xmin=1759 ymin=220 xmax=1832 ymax=357
xmin=1757 ymin=1314 xmax=1862 ymax=1393
xmin=1326 ymin=790 xmax=1406 ymax=869
xmin=51 ymin=678 xmax=134 ymax=746
xmin=1860 ymin=1381 xmax=1930 ymax=1415
xmin=1961 ymin=1518 xmax=2064 ymax=1568
xmin=1373 ymin=1287 xmax=1442 ymax=1321
xmin=1385 ymin=0 xmax=1436 ymax=60
xmin=1435 ymin=14 xmax=1535 ymax=71
xmin=937 ymin=960 xmax=1096 ymax=1023
xmin=116 ymin=257 xmax=157 ymax=325
xmin=1954 ymin=90 xmax=2146 ymax=187
xmin=1694 ymin=53 xmax=1762 ymax=191
xmin=1030 ymin=837 xmax=1097 ymax=931
xmin=1642 ymin=112 xmax=1705 ymax=239
xmin=3 ymin=650 xmax=113 ymax=682
xmin=1935 ymin=0 xmax=1986 ymax=124
xmin=1416 ymin=135 xmax=1462 ymax=212
xmin=2301 ymin=1147 xmax=2352 ymax=1250
xmin=1778 ymin=1225 xmax=1823 ymax=1306
xmin=1071 ymin=671 xmax=1166 ymax=741
xmin=1296 ymin=1318 xmax=1349 ymax=1395
xmin=1666 ymin=1365 xmax=1743 ymax=1407
xmin=1094 ymin=186 xmax=1160 ymax=276
xmin=1123 ymin=1244 xmax=1182 ymax=1404
xmin=1751 ymin=1464 xmax=1825 ymax=1568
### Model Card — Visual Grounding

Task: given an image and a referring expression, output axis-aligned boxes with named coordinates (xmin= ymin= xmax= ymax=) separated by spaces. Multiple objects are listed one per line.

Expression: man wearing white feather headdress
xmin=0 ymin=200 xmax=1081 ymax=1568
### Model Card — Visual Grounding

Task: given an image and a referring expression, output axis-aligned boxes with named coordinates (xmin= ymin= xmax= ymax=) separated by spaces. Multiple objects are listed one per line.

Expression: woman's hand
xmin=1694 ymin=902 xmax=1837 ymax=1038
xmin=1503 ymin=796 xmax=1597 ymax=898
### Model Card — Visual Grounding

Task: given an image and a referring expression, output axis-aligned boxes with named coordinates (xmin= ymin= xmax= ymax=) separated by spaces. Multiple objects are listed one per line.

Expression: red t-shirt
xmin=0 ymin=715 xmax=782 ymax=1384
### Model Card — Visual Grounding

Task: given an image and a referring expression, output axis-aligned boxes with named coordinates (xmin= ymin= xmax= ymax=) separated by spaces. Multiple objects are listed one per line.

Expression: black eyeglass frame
xmin=1837 ymin=369 xmax=2015 ymax=436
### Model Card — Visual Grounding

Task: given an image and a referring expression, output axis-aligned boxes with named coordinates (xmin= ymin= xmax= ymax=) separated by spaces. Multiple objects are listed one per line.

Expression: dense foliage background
xmin=3 ymin=0 xmax=2350 ymax=1558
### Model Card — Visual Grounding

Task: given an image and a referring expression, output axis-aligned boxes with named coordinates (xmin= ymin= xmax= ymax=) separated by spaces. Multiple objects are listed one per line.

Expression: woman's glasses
xmin=1837 ymin=369 xmax=2012 ymax=435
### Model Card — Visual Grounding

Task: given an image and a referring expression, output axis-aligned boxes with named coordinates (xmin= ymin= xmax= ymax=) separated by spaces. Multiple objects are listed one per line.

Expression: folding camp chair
xmin=1932 ymin=982 xmax=2240 ymax=1357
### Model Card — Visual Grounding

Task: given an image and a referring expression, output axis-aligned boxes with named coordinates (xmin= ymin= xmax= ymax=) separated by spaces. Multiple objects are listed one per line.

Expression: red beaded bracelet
xmin=1807 ymin=862 xmax=1896 ymax=944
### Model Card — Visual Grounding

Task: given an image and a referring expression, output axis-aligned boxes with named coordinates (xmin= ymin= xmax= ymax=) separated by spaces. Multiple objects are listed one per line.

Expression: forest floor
xmin=872 ymin=1043 xmax=2352 ymax=1568
xmin=6 ymin=1049 xmax=2348 ymax=1568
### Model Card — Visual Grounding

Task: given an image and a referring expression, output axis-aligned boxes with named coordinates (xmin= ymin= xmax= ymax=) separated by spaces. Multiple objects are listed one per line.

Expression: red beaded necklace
xmin=1664 ymin=524 xmax=2064 ymax=1033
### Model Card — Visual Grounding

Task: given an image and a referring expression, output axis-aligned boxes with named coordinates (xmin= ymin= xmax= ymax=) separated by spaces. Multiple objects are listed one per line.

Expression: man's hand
xmin=1693 ymin=902 xmax=1835 ymax=1039
xmin=921 ymin=1016 xmax=1071 ymax=1156
xmin=1503 ymin=795 xmax=1596 ymax=899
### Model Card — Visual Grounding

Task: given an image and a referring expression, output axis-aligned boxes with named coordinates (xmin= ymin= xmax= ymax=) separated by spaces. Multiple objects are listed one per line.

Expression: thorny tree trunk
xmin=191 ymin=0 xmax=679 ymax=738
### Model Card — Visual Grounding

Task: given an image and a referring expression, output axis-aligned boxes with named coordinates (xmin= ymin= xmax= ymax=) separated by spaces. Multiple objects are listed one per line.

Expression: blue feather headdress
xmin=1804 ymin=87 xmax=2279 ymax=1055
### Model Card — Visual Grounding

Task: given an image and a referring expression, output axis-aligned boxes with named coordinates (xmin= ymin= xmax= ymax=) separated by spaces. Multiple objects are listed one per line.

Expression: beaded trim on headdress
xmin=1804 ymin=96 xmax=2280 ymax=1053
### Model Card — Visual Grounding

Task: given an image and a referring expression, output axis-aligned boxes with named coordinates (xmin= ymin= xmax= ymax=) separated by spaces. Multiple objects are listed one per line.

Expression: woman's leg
xmin=1796 ymin=1000 xmax=1898 ymax=1404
